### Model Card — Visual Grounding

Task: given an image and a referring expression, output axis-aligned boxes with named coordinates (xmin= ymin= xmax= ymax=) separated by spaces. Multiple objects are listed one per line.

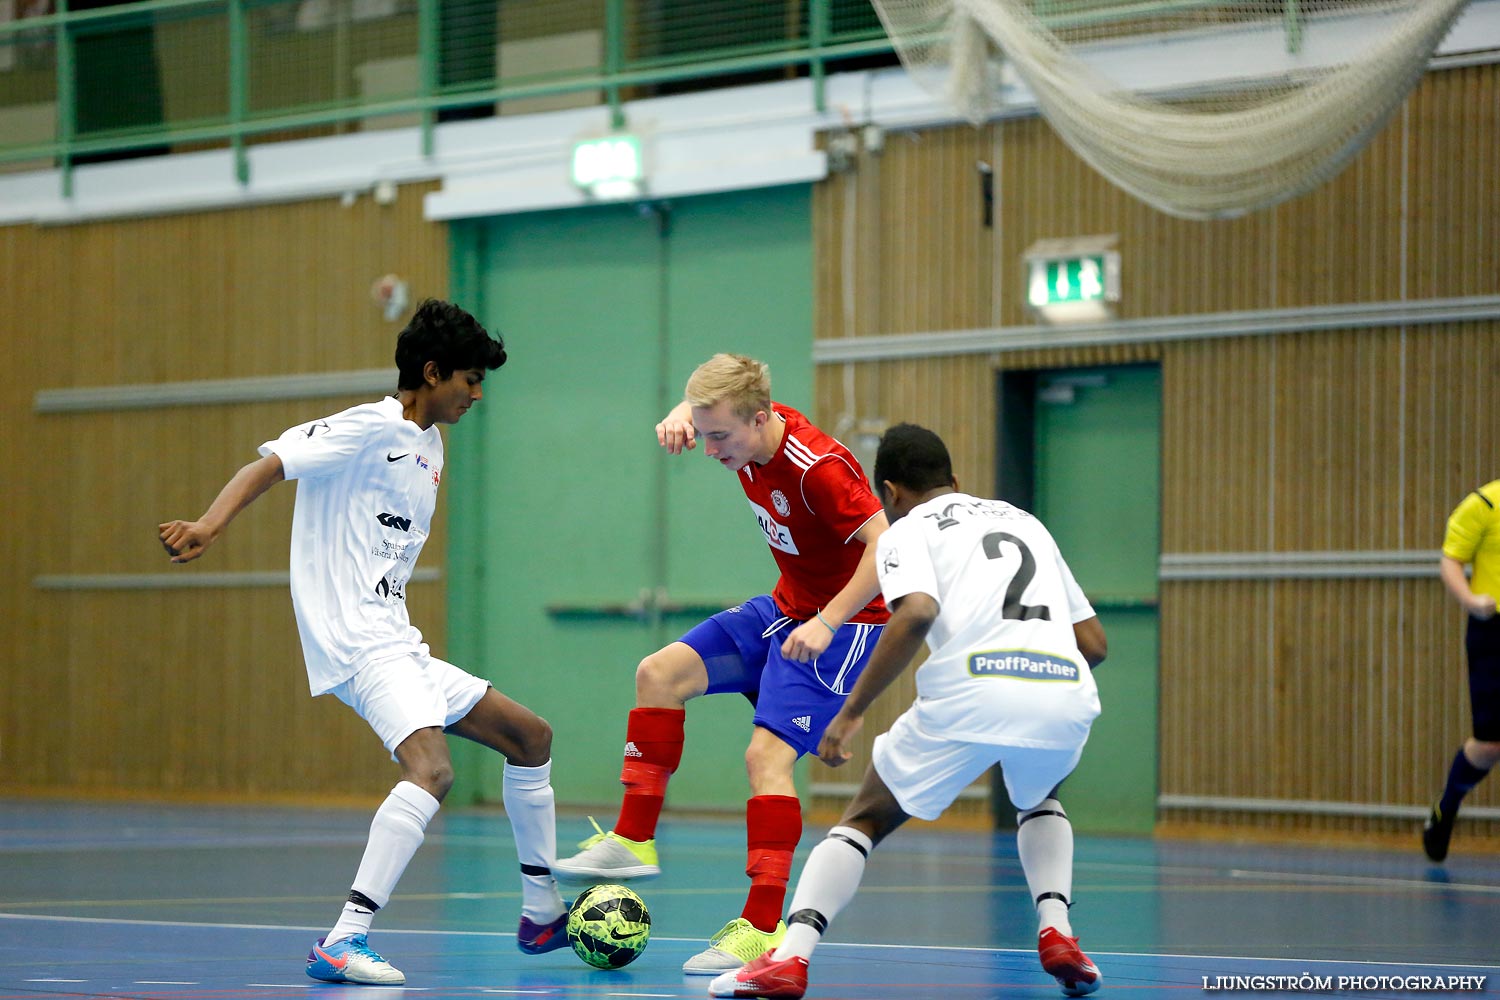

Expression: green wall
xmin=1033 ymin=364 xmax=1161 ymax=835
xmin=445 ymin=186 xmax=814 ymax=813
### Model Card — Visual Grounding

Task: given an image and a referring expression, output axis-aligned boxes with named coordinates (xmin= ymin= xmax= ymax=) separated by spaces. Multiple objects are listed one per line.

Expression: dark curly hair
xmin=394 ymin=299 xmax=507 ymax=390
xmin=873 ymin=422 xmax=953 ymax=492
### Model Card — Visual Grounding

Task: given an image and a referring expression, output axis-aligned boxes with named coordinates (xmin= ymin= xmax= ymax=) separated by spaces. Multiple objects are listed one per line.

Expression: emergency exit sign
xmin=572 ymin=135 xmax=643 ymax=199
xmin=1029 ymin=255 xmax=1108 ymax=307
xmin=1023 ymin=239 xmax=1120 ymax=323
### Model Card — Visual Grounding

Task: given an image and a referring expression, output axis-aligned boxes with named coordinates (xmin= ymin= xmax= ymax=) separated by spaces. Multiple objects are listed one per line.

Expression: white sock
xmin=773 ymin=825 xmax=873 ymax=962
xmin=326 ymin=781 xmax=440 ymax=945
xmin=1017 ymin=798 xmax=1074 ymax=937
xmin=504 ymin=760 xmax=566 ymax=922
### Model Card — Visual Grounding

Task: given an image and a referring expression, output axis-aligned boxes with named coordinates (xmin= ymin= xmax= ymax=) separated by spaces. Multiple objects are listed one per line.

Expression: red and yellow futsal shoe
xmin=707 ymin=949 xmax=809 ymax=999
xmin=1038 ymin=927 xmax=1102 ymax=997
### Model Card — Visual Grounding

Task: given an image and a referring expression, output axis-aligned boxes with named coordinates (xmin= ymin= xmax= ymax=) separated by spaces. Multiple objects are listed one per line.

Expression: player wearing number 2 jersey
xmin=553 ymin=353 xmax=889 ymax=974
xmin=712 ymin=422 xmax=1107 ymax=1000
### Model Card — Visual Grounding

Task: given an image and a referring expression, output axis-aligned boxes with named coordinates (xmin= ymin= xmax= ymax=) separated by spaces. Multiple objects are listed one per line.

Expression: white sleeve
xmin=1053 ymin=545 xmax=1096 ymax=624
xmin=876 ymin=523 xmax=940 ymax=606
xmin=259 ymin=406 xmax=381 ymax=480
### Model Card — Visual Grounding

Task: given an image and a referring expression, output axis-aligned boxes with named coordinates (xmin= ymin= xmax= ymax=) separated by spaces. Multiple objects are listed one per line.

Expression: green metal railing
xmin=0 ymin=0 xmax=1309 ymax=195
xmin=0 ymin=0 xmax=895 ymax=193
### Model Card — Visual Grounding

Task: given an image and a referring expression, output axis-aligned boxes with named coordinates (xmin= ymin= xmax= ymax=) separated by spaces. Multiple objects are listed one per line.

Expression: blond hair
xmin=684 ymin=353 xmax=771 ymax=422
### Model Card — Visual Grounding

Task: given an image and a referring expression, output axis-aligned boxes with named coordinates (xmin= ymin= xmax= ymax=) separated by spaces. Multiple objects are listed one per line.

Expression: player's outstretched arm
xmin=655 ymin=400 xmax=697 ymax=454
xmin=817 ymin=591 xmax=937 ymax=766
xmin=782 ymin=511 xmax=890 ymax=662
xmin=159 ymin=453 xmax=285 ymax=564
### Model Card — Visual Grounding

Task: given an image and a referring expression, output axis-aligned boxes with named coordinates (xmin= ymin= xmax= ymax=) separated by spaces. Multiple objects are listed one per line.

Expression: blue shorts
xmin=679 ymin=594 xmax=883 ymax=757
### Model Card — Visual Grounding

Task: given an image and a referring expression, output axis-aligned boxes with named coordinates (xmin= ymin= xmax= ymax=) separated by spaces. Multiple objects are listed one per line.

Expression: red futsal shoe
xmin=1039 ymin=927 xmax=1102 ymax=996
xmin=707 ymin=949 xmax=810 ymax=999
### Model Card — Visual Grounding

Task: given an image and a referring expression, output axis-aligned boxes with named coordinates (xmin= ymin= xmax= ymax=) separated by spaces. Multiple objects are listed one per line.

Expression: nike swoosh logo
xmin=608 ymin=927 xmax=638 ymax=940
xmin=312 ymin=945 xmax=349 ymax=970
xmin=386 ymin=453 xmax=409 ymax=462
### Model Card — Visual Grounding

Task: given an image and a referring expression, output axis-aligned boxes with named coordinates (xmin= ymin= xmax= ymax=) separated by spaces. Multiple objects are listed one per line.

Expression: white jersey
xmin=259 ymin=396 xmax=444 ymax=695
xmin=874 ymin=492 xmax=1100 ymax=747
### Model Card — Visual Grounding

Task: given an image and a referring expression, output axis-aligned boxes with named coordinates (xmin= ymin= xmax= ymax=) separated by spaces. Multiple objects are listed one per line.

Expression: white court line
xmin=0 ymin=912 xmax=499 ymax=935
xmin=134 ymin=981 xmax=199 ymax=985
xmin=4 ymin=911 xmax=1498 ymax=976
xmin=1228 ymin=867 xmax=1500 ymax=893
xmin=245 ymin=986 xmax=417 ymax=992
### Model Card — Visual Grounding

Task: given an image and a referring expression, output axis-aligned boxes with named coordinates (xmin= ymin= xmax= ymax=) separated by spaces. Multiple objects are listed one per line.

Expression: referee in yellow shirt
xmin=1424 ymin=480 xmax=1500 ymax=862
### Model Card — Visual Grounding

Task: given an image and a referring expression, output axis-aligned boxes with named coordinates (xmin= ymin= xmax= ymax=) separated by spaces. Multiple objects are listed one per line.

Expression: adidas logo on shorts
xmin=623 ymin=741 xmax=643 ymax=757
xmin=791 ymin=715 xmax=812 ymax=733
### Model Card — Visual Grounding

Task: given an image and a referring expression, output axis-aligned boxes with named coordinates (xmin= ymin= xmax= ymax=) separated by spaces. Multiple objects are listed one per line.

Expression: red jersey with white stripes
xmin=739 ymin=403 xmax=888 ymax=624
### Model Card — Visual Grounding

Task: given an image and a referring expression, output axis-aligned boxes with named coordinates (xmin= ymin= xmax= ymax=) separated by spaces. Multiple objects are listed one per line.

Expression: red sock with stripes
xmin=741 ymin=794 xmax=802 ymax=932
xmin=613 ymin=707 xmax=685 ymax=842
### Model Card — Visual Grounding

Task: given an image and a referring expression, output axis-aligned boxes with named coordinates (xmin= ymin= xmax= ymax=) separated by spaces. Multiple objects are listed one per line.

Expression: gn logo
xmin=377 ymin=512 xmax=413 ymax=532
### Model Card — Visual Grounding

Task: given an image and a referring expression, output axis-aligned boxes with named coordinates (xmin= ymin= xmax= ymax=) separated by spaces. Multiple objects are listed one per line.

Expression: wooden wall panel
xmin=1161 ymin=578 xmax=1494 ymax=836
xmin=1269 ymin=329 xmax=1400 ymax=550
xmin=1406 ymin=67 xmax=1500 ymax=301
xmin=2 ymin=182 xmax=449 ymax=802
xmin=811 ymin=65 xmax=1500 ymax=838
xmin=1160 ymin=336 xmax=1275 ymax=553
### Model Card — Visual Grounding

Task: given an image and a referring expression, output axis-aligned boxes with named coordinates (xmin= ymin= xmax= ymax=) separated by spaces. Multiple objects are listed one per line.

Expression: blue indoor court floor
xmin=2 ymin=798 xmax=1497 ymax=1000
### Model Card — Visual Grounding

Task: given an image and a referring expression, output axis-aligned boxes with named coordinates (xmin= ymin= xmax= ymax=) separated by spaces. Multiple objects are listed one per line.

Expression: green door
xmin=445 ymin=187 xmax=814 ymax=809
xmin=1030 ymin=364 xmax=1160 ymax=835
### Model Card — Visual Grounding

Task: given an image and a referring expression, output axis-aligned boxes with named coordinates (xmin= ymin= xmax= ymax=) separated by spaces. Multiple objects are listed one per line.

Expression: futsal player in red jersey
xmin=554 ymin=353 xmax=890 ymax=974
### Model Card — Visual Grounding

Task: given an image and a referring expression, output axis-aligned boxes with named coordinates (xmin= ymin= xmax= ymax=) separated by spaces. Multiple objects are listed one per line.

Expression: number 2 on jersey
xmin=982 ymin=531 xmax=1051 ymax=621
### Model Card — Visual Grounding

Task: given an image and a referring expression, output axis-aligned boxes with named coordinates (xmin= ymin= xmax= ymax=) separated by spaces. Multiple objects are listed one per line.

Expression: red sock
xmin=741 ymin=794 xmax=802 ymax=932
xmin=613 ymin=708 xmax=685 ymax=842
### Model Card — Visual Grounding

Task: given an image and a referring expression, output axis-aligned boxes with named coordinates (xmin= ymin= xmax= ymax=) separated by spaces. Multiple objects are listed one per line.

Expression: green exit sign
xmin=1024 ymin=243 xmax=1120 ymax=322
xmin=1029 ymin=255 xmax=1108 ymax=306
xmin=572 ymin=135 xmax=643 ymax=199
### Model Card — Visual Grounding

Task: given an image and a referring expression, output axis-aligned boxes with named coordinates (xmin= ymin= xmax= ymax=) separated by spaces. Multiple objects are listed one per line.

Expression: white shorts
xmin=872 ymin=707 xmax=1087 ymax=820
xmin=329 ymin=651 xmax=490 ymax=758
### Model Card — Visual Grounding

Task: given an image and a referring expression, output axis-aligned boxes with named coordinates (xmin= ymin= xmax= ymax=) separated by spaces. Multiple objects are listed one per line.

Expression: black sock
xmin=1439 ymin=748 xmax=1491 ymax=816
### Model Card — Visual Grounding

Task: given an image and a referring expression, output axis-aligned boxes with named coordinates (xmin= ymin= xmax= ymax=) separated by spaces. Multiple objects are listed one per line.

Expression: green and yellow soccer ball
xmin=566 ymin=884 xmax=651 ymax=969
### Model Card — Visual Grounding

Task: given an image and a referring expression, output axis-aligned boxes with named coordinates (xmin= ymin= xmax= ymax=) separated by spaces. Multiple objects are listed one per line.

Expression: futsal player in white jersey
xmin=711 ymin=422 xmax=1107 ymax=1000
xmin=158 ymin=300 xmax=568 ymax=985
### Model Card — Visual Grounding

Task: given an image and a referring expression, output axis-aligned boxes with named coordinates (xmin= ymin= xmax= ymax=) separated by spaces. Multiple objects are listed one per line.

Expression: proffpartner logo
xmin=968 ymin=650 xmax=1079 ymax=682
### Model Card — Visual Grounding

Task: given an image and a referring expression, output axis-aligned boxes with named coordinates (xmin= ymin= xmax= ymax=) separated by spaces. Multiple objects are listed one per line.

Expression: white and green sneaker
xmin=553 ymin=817 xmax=660 ymax=883
xmin=682 ymin=917 xmax=787 ymax=975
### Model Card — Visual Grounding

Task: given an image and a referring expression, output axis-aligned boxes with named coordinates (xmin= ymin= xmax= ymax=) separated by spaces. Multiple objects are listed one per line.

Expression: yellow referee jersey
xmin=1443 ymin=480 xmax=1500 ymax=599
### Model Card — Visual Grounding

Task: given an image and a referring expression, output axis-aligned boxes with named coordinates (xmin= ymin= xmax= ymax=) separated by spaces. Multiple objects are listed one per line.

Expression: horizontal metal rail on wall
xmin=1160 ymin=551 xmax=1444 ymax=581
xmin=32 ymin=568 xmax=441 ymax=590
xmin=34 ymin=368 xmax=397 ymax=413
xmin=35 ymin=295 xmax=1500 ymax=416
xmin=813 ymin=295 xmax=1500 ymax=363
xmin=1159 ymin=794 xmax=1500 ymax=822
